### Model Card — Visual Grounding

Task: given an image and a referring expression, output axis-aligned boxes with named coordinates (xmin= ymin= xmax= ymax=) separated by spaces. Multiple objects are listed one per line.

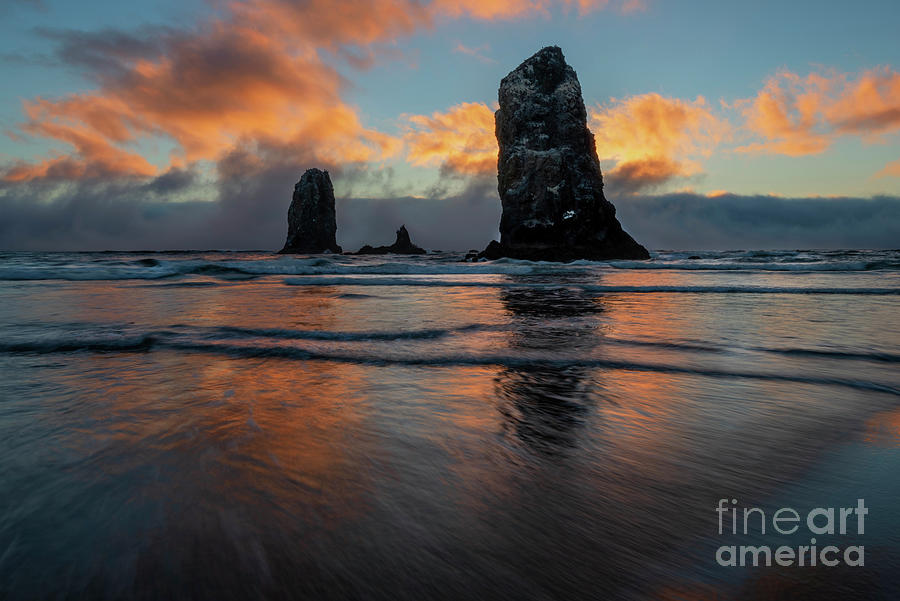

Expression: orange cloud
xmin=3 ymin=4 xmax=408 ymax=182
xmin=404 ymin=102 xmax=498 ymax=175
xmin=433 ymin=0 xmax=548 ymax=19
xmin=433 ymin=0 xmax=638 ymax=19
xmin=400 ymin=65 xmax=900 ymax=190
xmin=4 ymin=0 xmax=650 ymax=184
xmin=735 ymin=67 xmax=900 ymax=156
xmin=620 ymin=0 xmax=647 ymax=12
xmin=2 ymin=143 xmax=156 ymax=183
xmin=4 ymin=93 xmax=157 ymax=182
xmin=227 ymin=0 xmax=430 ymax=53
xmin=403 ymin=93 xmax=729 ymax=189
xmin=589 ymin=93 xmax=729 ymax=192
xmin=827 ymin=68 xmax=900 ymax=135
xmin=876 ymin=158 xmax=900 ymax=178
xmin=602 ymin=157 xmax=685 ymax=192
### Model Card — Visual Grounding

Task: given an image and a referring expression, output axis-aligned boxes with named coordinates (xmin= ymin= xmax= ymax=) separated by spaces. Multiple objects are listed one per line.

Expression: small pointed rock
xmin=356 ymin=224 xmax=426 ymax=255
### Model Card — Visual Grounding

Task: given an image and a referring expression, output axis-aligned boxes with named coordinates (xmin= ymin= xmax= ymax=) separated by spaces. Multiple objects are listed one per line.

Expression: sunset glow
xmin=0 ymin=0 xmax=898 ymax=249
xmin=1 ymin=3 xmax=899 ymax=600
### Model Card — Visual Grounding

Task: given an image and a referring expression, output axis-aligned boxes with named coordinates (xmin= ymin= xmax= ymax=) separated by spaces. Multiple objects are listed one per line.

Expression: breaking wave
xmin=0 ymin=257 xmax=546 ymax=281
xmin=2 ymin=334 xmax=896 ymax=397
xmin=282 ymin=277 xmax=900 ymax=295
xmin=207 ymin=323 xmax=488 ymax=341
xmin=2 ymin=324 xmax=898 ymax=397
xmin=605 ymin=259 xmax=900 ymax=271
xmin=0 ymin=249 xmax=898 ymax=280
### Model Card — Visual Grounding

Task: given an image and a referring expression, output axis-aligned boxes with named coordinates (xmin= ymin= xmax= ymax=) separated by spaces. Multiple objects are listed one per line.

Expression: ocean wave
xmin=0 ymin=324 xmax=490 ymax=352
xmin=8 ymin=322 xmax=895 ymax=364
xmin=134 ymin=281 xmax=235 ymax=288
xmin=0 ymin=335 xmax=159 ymax=353
xmin=600 ymin=336 xmax=900 ymax=362
xmin=3 ymin=335 xmax=896 ymax=396
xmin=0 ymin=266 xmax=174 ymax=281
xmin=207 ymin=323 xmax=487 ymax=342
xmin=760 ymin=347 xmax=900 ymax=363
xmin=606 ymin=260 xmax=900 ymax=271
xmin=282 ymin=277 xmax=900 ymax=295
xmin=2 ymin=250 xmax=898 ymax=281
xmin=0 ymin=259 xmax=546 ymax=280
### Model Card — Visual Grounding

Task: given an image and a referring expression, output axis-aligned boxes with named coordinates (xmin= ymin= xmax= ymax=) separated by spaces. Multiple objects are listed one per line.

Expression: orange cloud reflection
xmin=862 ymin=406 xmax=900 ymax=448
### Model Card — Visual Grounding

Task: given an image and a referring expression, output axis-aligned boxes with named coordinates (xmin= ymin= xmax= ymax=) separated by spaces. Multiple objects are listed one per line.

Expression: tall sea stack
xmin=480 ymin=46 xmax=649 ymax=261
xmin=279 ymin=168 xmax=342 ymax=254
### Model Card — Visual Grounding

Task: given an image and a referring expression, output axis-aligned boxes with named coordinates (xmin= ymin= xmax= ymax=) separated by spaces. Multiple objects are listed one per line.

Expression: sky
xmin=0 ymin=0 xmax=899 ymax=250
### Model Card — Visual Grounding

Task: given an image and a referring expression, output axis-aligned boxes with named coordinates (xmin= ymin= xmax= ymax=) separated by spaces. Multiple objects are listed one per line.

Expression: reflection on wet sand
xmin=494 ymin=284 xmax=604 ymax=453
xmin=489 ymin=278 xmax=900 ymax=600
xmin=0 ymin=265 xmax=898 ymax=600
xmin=863 ymin=406 xmax=900 ymax=448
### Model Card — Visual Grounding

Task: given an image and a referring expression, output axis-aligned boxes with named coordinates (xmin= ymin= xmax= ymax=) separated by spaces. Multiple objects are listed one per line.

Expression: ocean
xmin=1 ymin=249 xmax=898 ymax=600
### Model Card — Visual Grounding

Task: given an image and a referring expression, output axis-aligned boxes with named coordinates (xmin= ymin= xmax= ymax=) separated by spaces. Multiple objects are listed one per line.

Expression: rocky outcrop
xmin=356 ymin=225 xmax=426 ymax=255
xmin=479 ymin=46 xmax=649 ymax=262
xmin=278 ymin=168 xmax=343 ymax=254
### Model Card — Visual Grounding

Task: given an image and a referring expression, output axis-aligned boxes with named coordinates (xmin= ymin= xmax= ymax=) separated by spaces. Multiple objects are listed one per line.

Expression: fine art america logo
xmin=715 ymin=498 xmax=867 ymax=567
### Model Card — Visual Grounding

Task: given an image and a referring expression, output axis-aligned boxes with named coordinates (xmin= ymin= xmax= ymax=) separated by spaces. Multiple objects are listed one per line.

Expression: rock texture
xmin=480 ymin=46 xmax=649 ymax=262
xmin=356 ymin=225 xmax=426 ymax=255
xmin=279 ymin=168 xmax=343 ymax=254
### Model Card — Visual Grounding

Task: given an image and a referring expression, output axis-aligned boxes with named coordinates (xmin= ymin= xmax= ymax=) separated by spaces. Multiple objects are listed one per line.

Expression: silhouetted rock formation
xmin=356 ymin=225 xmax=426 ymax=255
xmin=478 ymin=46 xmax=649 ymax=262
xmin=278 ymin=168 xmax=342 ymax=254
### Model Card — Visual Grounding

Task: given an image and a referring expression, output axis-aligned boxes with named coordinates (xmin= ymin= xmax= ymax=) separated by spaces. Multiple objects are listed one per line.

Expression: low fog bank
xmin=616 ymin=193 xmax=900 ymax=250
xmin=336 ymin=182 xmax=501 ymax=252
xmin=1 ymin=171 xmax=897 ymax=251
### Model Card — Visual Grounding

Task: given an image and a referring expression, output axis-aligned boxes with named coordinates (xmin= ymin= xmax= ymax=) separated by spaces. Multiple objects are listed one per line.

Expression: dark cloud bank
xmin=615 ymin=193 xmax=900 ymax=250
xmin=1 ymin=171 xmax=898 ymax=252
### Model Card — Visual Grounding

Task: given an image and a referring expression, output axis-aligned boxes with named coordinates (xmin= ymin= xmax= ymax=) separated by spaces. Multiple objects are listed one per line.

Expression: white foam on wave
xmin=3 ymin=333 xmax=896 ymax=396
xmin=606 ymin=260 xmax=896 ymax=271
xmin=0 ymin=257 xmax=559 ymax=280
xmin=0 ymin=265 xmax=175 ymax=281
xmin=1 ymin=250 xmax=898 ymax=280
xmin=281 ymin=277 xmax=900 ymax=295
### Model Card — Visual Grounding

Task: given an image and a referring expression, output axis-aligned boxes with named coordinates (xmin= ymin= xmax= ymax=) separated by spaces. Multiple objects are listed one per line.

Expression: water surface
xmin=1 ymin=250 xmax=898 ymax=600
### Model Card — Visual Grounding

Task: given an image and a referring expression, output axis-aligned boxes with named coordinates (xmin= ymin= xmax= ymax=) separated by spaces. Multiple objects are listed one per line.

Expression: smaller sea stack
xmin=279 ymin=168 xmax=342 ymax=254
xmin=356 ymin=225 xmax=426 ymax=255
